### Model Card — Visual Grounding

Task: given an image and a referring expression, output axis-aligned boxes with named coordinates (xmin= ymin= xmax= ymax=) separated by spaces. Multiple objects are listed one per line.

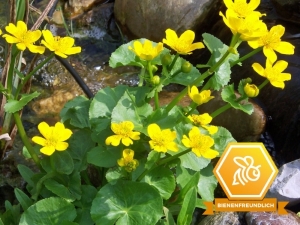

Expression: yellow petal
xmin=179 ymin=30 xmax=195 ymax=45
xmin=16 ymin=43 xmax=26 ymax=51
xmin=27 ymin=44 xmax=45 ymax=54
xmin=54 ymin=51 xmax=68 ymax=58
xmin=40 ymin=146 xmax=56 ymax=156
xmin=28 ymin=30 xmax=42 ymax=42
xmin=274 ymin=41 xmax=295 ymax=55
xmin=181 ymin=135 xmax=191 ymax=148
xmin=2 ymin=34 xmax=19 ymax=43
xmin=123 ymin=149 xmax=134 ymax=159
xmin=105 ymin=135 xmax=121 ymax=146
xmin=201 ymin=149 xmax=219 ymax=159
xmin=252 ymin=62 xmax=264 ymax=76
xmin=38 ymin=122 xmax=52 ymax=139
xmin=55 ymin=142 xmax=69 ymax=151
xmin=147 ymin=123 xmax=161 ymax=139
xmin=118 ymin=158 xmax=125 ymax=167
xmin=248 ymin=0 xmax=260 ymax=11
xmin=17 ymin=21 xmax=28 ymax=33
xmin=121 ymin=137 xmax=133 ymax=146
xmin=166 ymin=142 xmax=178 ymax=152
xmin=42 ymin=30 xmax=55 ymax=45
xmin=163 ymin=29 xmax=178 ymax=45
xmin=65 ymin=46 xmax=81 ymax=55
xmin=5 ymin=23 xmax=18 ymax=35
xmin=263 ymin=47 xmax=277 ymax=63
xmin=41 ymin=40 xmax=55 ymax=51
xmin=270 ymin=25 xmax=285 ymax=38
xmin=273 ymin=60 xmax=288 ymax=72
xmin=32 ymin=136 xmax=46 ymax=146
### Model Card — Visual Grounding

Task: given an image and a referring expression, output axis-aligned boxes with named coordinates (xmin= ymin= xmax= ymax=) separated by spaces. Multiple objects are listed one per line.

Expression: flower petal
xmin=32 ymin=136 xmax=46 ymax=146
xmin=40 ymin=146 xmax=56 ymax=156
xmin=274 ymin=41 xmax=295 ymax=55
xmin=263 ymin=47 xmax=277 ymax=63
xmin=147 ymin=123 xmax=161 ymax=139
xmin=179 ymin=30 xmax=195 ymax=45
xmin=105 ymin=135 xmax=121 ymax=146
xmin=201 ymin=149 xmax=219 ymax=159
xmin=38 ymin=122 xmax=52 ymax=139
xmin=273 ymin=60 xmax=288 ymax=72
xmin=252 ymin=63 xmax=264 ymax=76
xmin=55 ymin=142 xmax=69 ymax=151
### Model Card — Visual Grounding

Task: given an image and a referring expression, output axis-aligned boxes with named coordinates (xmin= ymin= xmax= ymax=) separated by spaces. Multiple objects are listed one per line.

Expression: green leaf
xmin=168 ymin=57 xmax=203 ymax=86
xmin=68 ymin=129 xmax=95 ymax=171
xmin=212 ymin=126 xmax=236 ymax=155
xmin=196 ymin=198 xmax=206 ymax=209
xmin=197 ymin=163 xmax=217 ymax=201
xmin=145 ymin=151 xmax=161 ymax=170
xmin=162 ymin=207 xmax=176 ymax=225
xmin=111 ymin=90 xmax=153 ymax=133
xmin=109 ymin=39 xmax=169 ymax=68
xmin=1 ymin=202 xmax=20 ymax=225
xmin=19 ymin=197 xmax=77 ymax=225
xmin=52 ymin=151 xmax=74 ymax=175
xmin=177 ymin=187 xmax=196 ymax=225
xmin=202 ymin=33 xmax=239 ymax=90
xmin=4 ymin=91 xmax=40 ymax=113
xmin=175 ymin=171 xmax=200 ymax=204
xmin=74 ymin=185 xmax=97 ymax=225
xmin=143 ymin=166 xmax=176 ymax=200
xmin=44 ymin=173 xmax=81 ymax=202
xmin=60 ymin=96 xmax=91 ymax=128
xmin=91 ymin=180 xmax=163 ymax=225
xmin=176 ymin=164 xmax=196 ymax=189
xmin=89 ymin=85 xmax=127 ymax=119
xmin=0 ymin=218 xmax=4 ymax=225
xmin=105 ymin=167 xmax=127 ymax=183
xmin=221 ymin=84 xmax=254 ymax=115
xmin=14 ymin=188 xmax=33 ymax=211
xmin=18 ymin=165 xmax=35 ymax=187
xmin=87 ymin=146 xmax=120 ymax=168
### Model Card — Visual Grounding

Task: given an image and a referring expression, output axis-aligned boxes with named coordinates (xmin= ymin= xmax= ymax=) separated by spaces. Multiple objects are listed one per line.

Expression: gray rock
xmin=114 ymin=0 xmax=222 ymax=42
xmin=198 ymin=211 xmax=241 ymax=225
xmin=245 ymin=210 xmax=300 ymax=225
xmin=266 ymin=159 xmax=300 ymax=207
xmin=197 ymin=91 xmax=266 ymax=142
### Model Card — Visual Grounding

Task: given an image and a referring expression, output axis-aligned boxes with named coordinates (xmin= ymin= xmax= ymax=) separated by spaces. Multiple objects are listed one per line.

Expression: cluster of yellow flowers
xmin=105 ymin=121 xmax=219 ymax=172
xmin=221 ymin=0 xmax=294 ymax=89
xmin=0 ymin=21 xmax=81 ymax=58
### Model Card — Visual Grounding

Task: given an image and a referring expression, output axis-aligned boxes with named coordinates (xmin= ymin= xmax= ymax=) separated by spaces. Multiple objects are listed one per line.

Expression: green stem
xmin=7 ymin=48 xmax=19 ymax=95
xmin=168 ymin=53 xmax=179 ymax=71
xmin=258 ymin=79 xmax=269 ymax=90
xmin=15 ymin=53 xmax=54 ymax=98
xmin=148 ymin=62 xmax=159 ymax=109
xmin=138 ymin=67 xmax=146 ymax=87
xmin=185 ymin=103 xmax=198 ymax=117
xmin=137 ymin=149 xmax=191 ymax=181
xmin=230 ymin=47 xmax=263 ymax=67
xmin=210 ymin=103 xmax=231 ymax=118
xmin=32 ymin=171 xmax=56 ymax=201
xmin=13 ymin=112 xmax=40 ymax=167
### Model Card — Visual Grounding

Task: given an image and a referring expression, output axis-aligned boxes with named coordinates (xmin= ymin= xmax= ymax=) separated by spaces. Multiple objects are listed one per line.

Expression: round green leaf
xmin=91 ymin=180 xmax=163 ymax=225
xmin=143 ymin=166 xmax=176 ymax=200
xmin=51 ymin=151 xmax=74 ymax=175
xmin=19 ymin=197 xmax=76 ymax=225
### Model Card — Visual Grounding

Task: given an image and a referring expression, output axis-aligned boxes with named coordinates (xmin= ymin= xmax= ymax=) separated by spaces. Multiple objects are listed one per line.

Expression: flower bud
xmin=161 ymin=53 xmax=172 ymax=66
xmin=181 ymin=61 xmax=192 ymax=73
xmin=151 ymin=75 xmax=160 ymax=85
xmin=244 ymin=83 xmax=259 ymax=97
xmin=151 ymin=65 xmax=158 ymax=73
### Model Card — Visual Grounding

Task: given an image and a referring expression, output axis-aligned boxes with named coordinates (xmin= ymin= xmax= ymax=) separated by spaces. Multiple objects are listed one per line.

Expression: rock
xmin=266 ymin=159 xmax=300 ymax=208
xmin=64 ymin=0 xmax=107 ymax=18
xmin=245 ymin=210 xmax=300 ymax=225
xmin=114 ymin=0 xmax=222 ymax=42
xmin=198 ymin=211 xmax=241 ymax=225
xmin=271 ymin=0 xmax=300 ymax=24
xmin=197 ymin=91 xmax=266 ymax=142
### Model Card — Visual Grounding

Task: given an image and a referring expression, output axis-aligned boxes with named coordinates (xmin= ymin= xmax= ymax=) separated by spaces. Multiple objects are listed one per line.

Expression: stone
xmin=271 ymin=0 xmax=300 ymax=24
xmin=64 ymin=0 xmax=107 ymax=18
xmin=266 ymin=159 xmax=300 ymax=207
xmin=245 ymin=210 xmax=300 ymax=225
xmin=198 ymin=211 xmax=241 ymax=225
xmin=114 ymin=0 xmax=222 ymax=42
xmin=197 ymin=91 xmax=266 ymax=142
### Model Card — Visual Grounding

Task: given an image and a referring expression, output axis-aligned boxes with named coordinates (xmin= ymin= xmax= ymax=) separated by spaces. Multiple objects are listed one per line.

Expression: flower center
xmin=260 ymin=31 xmax=280 ymax=48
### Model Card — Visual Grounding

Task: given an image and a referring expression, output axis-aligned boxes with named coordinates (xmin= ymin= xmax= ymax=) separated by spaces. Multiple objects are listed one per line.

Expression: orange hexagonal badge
xmin=214 ymin=143 xmax=277 ymax=200
xmin=203 ymin=143 xmax=289 ymax=215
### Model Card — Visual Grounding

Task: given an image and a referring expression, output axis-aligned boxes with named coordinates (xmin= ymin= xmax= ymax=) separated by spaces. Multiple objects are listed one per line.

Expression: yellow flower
xmin=128 ymin=39 xmax=163 ymax=61
xmin=2 ymin=21 xmax=45 ymax=54
xmin=163 ymin=29 xmax=204 ymax=55
xmin=219 ymin=11 xmax=267 ymax=41
xmin=247 ymin=25 xmax=295 ymax=63
xmin=188 ymin=86 xmax=214 ymax=105
xmin=32 ymin=122 xmax=73 ymax=156
xmin=41 ymin=30 xmax=81 ymax=58
xmin=182 ymin=127 xmax=219 ymax=159
xmin=105 ymin=121 xmax=140 ymax=146
xmin=187 ymin=113 xmax=218 ymax=135
xmin=252 ymin=59 xmax=291 ymax=89
xmin=147 ymin=123 xmax=178 ymax=153
xmin=117 ymin=149 xmax=139 ymax=172
xmin=224 ymin=0 xmax=263 ymax=18
xmin=244 ymin=83 xmax=259 ymax=97
xmin=0 ymin=29 xmax=2 ymax=35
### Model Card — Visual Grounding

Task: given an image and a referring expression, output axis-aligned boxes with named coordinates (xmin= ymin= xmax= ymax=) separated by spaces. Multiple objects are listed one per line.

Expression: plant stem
xmin=13 ymin=112 xmax=40 ymax=167
xmin=7 ymin=48 xmax=19 ymax=95
xmin=185 ymin=103 xmax=198 ymax=117
xmin=138 ymin=67 xmax=146 ymax=87
xmin=148 ymin=61 xmax=159 ymax=109
xmin=258 ymin=79 xmax=269 ymax=90
xmin=230 ymin=47 xmax=263 ymax=67
xmin=15 ymin=53 xmax=54 ymax=98
xmin=210 ymin=103 xmax=231 ymax=118
xmin=168 ymin=53 xmax=179 ymax=71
